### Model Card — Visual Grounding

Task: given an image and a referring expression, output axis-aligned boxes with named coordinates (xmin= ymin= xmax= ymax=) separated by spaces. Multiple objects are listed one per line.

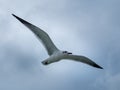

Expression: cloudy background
xmin=0 ymin=0 xmax=120 ymax=90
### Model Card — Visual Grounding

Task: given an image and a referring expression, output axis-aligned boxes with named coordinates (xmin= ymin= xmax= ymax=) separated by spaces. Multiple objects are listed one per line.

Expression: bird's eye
xmin=63 ymin=51 xmax=67 ymax=53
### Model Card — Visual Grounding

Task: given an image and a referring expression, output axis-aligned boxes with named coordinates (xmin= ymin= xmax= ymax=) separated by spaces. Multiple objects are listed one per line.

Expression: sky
xmin=0 ymin=0 xmax=120 ymax=90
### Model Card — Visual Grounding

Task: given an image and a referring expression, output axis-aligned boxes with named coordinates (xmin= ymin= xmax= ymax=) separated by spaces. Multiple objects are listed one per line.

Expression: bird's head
xmin=62 ymin=51 xmax=72 ymax=55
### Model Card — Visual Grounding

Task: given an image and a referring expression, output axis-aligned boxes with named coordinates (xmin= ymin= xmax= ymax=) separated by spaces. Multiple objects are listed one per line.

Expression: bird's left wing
xmin=64 ymin=55 xmax=103 ymax=69
xmin=12 ymin=14 xmax=59 ymax=55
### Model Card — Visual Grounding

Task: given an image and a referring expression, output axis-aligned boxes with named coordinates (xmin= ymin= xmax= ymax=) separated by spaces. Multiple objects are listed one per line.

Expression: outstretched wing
xmin=65 ymin=55 xmax=103 ymax=69
xmin=12 ymin=14 xmax=59 ymax=55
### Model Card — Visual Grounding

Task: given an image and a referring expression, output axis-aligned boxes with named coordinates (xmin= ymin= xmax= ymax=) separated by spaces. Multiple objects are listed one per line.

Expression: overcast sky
xmin=0 ymin=0 xmax=120 ymax=90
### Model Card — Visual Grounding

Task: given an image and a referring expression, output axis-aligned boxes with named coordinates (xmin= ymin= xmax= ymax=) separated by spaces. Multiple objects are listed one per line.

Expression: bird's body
xmin=42 ymin=51 xmax=64 ymax=65
xmin=12 ymin=14 xmax=103 ymax=69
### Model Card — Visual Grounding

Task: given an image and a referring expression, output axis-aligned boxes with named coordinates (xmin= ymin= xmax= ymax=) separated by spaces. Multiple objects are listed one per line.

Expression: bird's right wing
xmin=64 ymin=55 xmax=103 ymax=69
xmin=12 ymin=14 xmax=59 ymax=55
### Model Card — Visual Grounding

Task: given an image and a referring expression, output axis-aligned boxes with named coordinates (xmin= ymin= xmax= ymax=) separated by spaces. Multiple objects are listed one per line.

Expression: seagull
xmin=12 ymin=14 xmax=103 ymax=69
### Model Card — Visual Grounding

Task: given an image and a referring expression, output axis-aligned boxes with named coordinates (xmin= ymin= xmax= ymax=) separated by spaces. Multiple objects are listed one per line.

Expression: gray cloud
xmin=0 ymin=0 xmax=120 ymax=90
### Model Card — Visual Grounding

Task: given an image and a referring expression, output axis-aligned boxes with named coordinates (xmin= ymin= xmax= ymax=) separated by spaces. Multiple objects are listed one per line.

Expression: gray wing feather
xmin=12 ymin=14 xmax=59 ymax=55
xmin=65 ymin=55 xmax=103 ymax=69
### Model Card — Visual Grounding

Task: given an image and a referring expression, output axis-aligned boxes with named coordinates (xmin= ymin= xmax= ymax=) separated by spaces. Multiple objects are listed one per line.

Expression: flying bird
xmin=12 ymin=14 xmax=103 ymax=69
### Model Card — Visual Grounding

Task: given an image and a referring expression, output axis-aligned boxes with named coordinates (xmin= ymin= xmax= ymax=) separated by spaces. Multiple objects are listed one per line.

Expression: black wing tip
xmin=12 ymin=14 xmax=20 ymax=20
xmin=12 ymin=14 xmax=29 ymax=25
xmin=93 ymin=64 xmax=103 ymax=69
xmin=12 ymin=13 xmax=15 ymax=17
